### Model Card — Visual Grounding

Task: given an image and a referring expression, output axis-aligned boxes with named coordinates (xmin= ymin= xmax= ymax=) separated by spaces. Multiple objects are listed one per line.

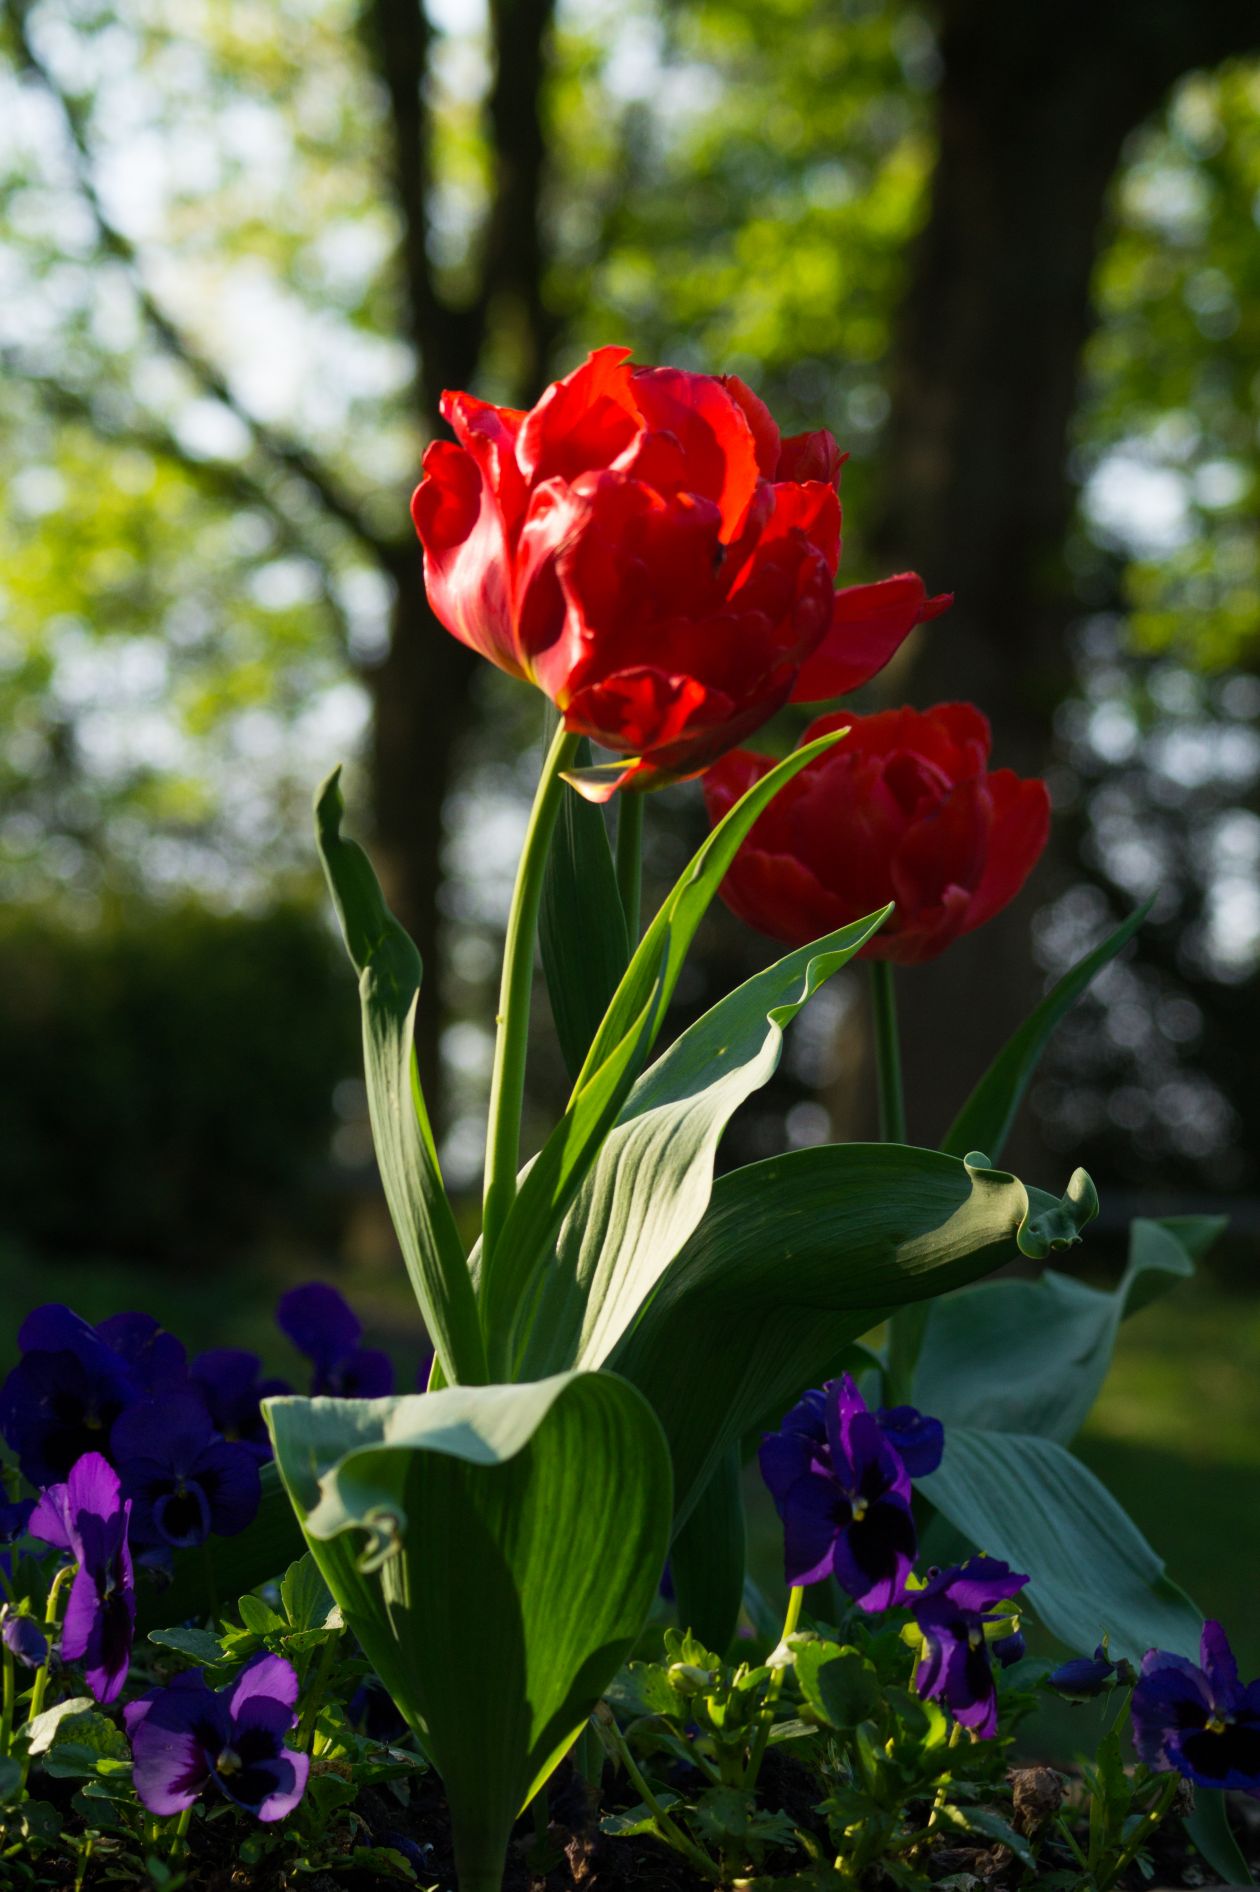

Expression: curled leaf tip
xmin=1017 ymin=1167 xmax=1100 ymax=1259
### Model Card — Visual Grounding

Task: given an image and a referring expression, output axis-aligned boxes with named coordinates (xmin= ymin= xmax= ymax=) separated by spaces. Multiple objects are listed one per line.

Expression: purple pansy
xmin=190 ymin=1350 xmax=291 ymax=1463
xmin=125 ymin=1654 xmax=310 ymax=1821
xmin=29 ymin=1452 xmax=134 ymax=1703
xmin=110 ymin=1395 xmax=261 ymax=1550
xmin=1131 ymin=1621 xmax=1260 ymax=1796
xmin=763 ymin=1385 xmax=944 ymax=1481
xmin=1 ymin=1607 xmax=48 ymax=1670
xmin=276 ymin=1285 xmax=393 ymax=1399
xmin=759 ymin=1375 xmax=917 ymax=1610
xmin=1048 ymin=1644 xmax=1121 ymax=1699
xmin=873 ymin=1405 xmax=944 ymax=1479
xmin=0 ymin=1306 xmax=188 ymax=1488
xmin=907 ymin=1557 xmax=1028 ymax=1739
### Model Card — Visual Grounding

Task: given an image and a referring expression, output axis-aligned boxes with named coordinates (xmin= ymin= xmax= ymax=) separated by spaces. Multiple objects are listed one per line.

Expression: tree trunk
xmin=874 ymin=0 xmax=1259 ymax=1171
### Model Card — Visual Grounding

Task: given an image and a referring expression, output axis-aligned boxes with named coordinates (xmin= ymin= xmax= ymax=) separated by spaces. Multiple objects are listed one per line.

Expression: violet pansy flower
xmin=0 ymin=1497 xmax=34 ymax=1545
xmin=125 ymin=1654 xmax=310 ymax=1821
xmin=276 ymin=1285 xmax=393 ymax=1399
xmin=29 ymin=1451 xmax=134 ymax=1703
xmin=759 ymin=1375 xmax=917 ymax=1610
xmin=907 ymin=1557 xmax=1028 ymax=1739
xmin=1131 ymin=1621 xmax=1260 ymax=1795
xmin=873 ymin=1404 xmax=944 ymax=1479
xmin=190 ymin=1350 xmax=291 ymax=1463
xmin=1 ymin=1310 xmax=138 ymax=1488
xmin=111 ymin=1394 xmax=261 ymax=1550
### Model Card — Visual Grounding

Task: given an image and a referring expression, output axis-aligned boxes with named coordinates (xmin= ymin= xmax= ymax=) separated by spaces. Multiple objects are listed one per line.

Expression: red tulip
xmin=412 ymin=346 xmax=949 ymax=798
xmin=703 ymin=704 xmax=1050 ymax=963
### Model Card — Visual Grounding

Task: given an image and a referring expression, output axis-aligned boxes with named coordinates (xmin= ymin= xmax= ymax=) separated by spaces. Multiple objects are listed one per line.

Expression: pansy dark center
xmin=850 ymin=1494 xmax=869 ymax=1521
xmin=1205 ymin=1713 xmax=1229 ymax=1735
xmin=215 ymin=1746 xmax=242 ymax=1777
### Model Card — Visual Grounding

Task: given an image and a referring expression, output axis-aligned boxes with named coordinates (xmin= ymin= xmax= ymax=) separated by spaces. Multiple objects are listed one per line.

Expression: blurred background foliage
xmin=2 ymin=0 xmax=1259 ymax=1662
xmin=1 ymin=7 xmax=1258 ymax=1251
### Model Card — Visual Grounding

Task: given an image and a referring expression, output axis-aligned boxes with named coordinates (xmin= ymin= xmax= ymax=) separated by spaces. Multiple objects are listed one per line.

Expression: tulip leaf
xmin=942 ymin=900 xmax=1152 ymax=1164
xmin=267 ymin=1376 xmax=671 ymax=1892
xmin=515 ymin=910 xmax=890 ymax=1378
xmin=480 ymin=726 xmax=849 ymax=1358
xmin=913 ymin=1214 xmax=1222 ymax=1443
xmin=605 ymin=1145 xmax=1097 ymax=1524
xmin=668 ymin=1446 xmax=747 ymax=1655
xmin=315 ymin=768 xmax=485 ymax=1386
xmin=540 ymin=734 xmax=629 ymax=1086
xmin=921 ymin=1427 xmax=1200 ymax=1663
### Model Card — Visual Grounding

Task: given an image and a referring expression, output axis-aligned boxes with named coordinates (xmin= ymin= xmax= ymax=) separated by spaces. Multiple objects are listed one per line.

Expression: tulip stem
xmin=481 ymin=721 xmax=582 ymax=1285
xmin=870 ymin=961 xmax=922 ymax=1402
xmin=615 ymin=794 xmax=644 ymax=944
xmin=868 ymin=960 xmax=905 ymax=1144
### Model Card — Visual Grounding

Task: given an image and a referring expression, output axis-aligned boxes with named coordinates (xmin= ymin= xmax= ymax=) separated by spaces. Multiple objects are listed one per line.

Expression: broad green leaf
xmin=794 ymin=1642 xmax=881 ymax=1729
xmin=517 ymin=912 xmax=889 ymax=1378
xmin=540 ymin=733 xmax=629 ymax=1084
xmin=267 ymin=1377 xmax=671 ymax=1892
xmin=942 ymin=901 xmax=1152 ymax=1163
xmin=133 ymin=1462 xmax=304 ymax=1634
xmin=913 ymin=1215 xmax=1221 ymax=1443
xmin=921 ymin=1428 xmax=1200 ymax=1662
xmin=668 ymin=1445 xmax=747 ymax=1656
xmin=606 ymin=1145 xmax=1097 ymax=1524
xmin=1188 ymin=1790 xmax=1255 ymax=1887
xmin=315 ymin=769 xmax=485 ymax=1386
xmin=480 ymin=728 xmax=849 ymax=1357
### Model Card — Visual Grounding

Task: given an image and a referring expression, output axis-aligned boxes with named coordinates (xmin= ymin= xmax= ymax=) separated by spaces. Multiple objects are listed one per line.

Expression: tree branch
xmin=3 ymin=350 xmax=356 ymax=657
xmin=3 ymin=0 xmax=392 ymax=564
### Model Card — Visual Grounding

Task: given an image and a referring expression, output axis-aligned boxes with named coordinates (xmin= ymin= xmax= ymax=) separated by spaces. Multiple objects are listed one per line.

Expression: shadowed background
xmin=1 ymin=0 xmax=1258 ymax=1661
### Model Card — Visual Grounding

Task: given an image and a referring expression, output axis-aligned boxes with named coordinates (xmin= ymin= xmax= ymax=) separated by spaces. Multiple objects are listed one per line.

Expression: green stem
xmin=868 ymin=960 xmax=905 ymax=1143
xmin=169 ymin=1805 xmax=192 ymax=1859
xmin=871 ymin=960 xmax=921 ymax=1402
xmin=602 ymin=1714 xmax=721 ymax=1882
xmin=615 ymin=793 xmax=644 ymax=944
xmin=1097 ymin=1773 xmax=1181 ymax=1891
xmin=0 ymin=1643 xmax=14 ymax=1757
xmin=295 ymin=1630 xmax=343 ymax=1753
xmin=19 ymin=1563 xmax=74 ymax=1789
xmin=743 ymin=1584 xmax=804 ymax=1792
xmin=481 ymin=721 xmax=580 ymax=1289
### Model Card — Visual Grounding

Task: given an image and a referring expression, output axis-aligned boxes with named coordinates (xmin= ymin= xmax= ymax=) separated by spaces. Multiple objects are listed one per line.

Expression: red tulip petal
xmin=964 ymin=770 xmax=1051 ymax=934
xmin=563 ymin=667 xmax=712 ymax=760
xmin=516 ymin=345 xmax=639 ymax=486
xmin=720 ymin=374 xmax=782 ymax=478
xmin=411 ymin=440 xmax=524 ymax=677
xmin=891 ymin=776 xmax=992 ymax=919
xmin=776 ymin=430 xmax=847 ymax=488
xmin=630 ymin=365 xmax=763 ymax=540
xmin=790 ymin=573 xmax=953 ymax=703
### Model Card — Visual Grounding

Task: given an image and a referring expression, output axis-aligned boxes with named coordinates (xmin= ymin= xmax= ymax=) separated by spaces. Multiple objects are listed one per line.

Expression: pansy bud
xmin=992 ymin=1629 xmax=1027 ymax=1668
xmin=1047 ymin=1645 xmax=1116 ymax=1699
xmin=1 ymin=1608 xmax=47 ymax=1670
xmin=668 ymin=1662 xmax=718 ymax=1694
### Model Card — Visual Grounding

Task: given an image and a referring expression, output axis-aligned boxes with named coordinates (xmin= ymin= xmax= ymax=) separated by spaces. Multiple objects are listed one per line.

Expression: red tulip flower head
xmin=703 ymin=704 xmax=1050 ymax=963
xmin=412 ymin=346 xmax=949 ymax=798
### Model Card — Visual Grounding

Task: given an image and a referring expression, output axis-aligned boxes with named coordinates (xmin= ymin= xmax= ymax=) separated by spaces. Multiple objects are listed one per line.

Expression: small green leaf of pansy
xmin=22 ymin=1698 xmax=94 ymax=1755
xmin=314 ymin=768 xmax=485 ymax=1387
xmin=147 ymin=1626 xmax=227 ymax=1665
xmin=942 ymin=900 xmax=1152 ymax=1164
xmin=605 ymin=1143 xmax=1097 ymax=1524
xmin=794 ymin=1643 xmax=882 ymax=1729
xmin=280 ymin=1554 xmax=337 ymax=1632
xmin=266 ymin=1376 xmax=671 ymax=1892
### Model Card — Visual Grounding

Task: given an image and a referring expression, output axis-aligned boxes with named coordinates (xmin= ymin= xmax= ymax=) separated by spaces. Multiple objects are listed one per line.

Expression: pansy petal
xmin=276 ymin=1285 xmax=360 ymax=1377
xmin=780 ymin=1473 xmax=842 ymax=1588
xmin=229 ymin=1653 xmax=301 ymax=1723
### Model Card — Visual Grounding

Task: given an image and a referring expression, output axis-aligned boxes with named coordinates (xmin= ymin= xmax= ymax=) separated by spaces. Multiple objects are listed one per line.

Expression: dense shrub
xmin=0 ymin=902 xmax=359 ymax=1260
